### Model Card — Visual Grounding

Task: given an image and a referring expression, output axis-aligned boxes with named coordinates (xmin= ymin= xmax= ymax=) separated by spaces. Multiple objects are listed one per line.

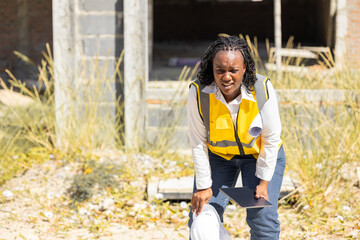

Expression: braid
xmin=197 ymin=36 xmax=257 ymax=93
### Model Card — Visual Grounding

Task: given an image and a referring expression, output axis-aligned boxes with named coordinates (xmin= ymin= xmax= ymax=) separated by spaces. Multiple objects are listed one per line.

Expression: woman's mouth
xmin=222 ymin=83 xmax=233 ymax=89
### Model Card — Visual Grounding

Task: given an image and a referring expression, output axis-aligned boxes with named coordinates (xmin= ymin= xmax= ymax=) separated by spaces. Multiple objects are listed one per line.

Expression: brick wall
xmin=0 ymin=0 xmax=52 ymax=74
xmin=0 ymin=1 xmax=18 ymax=70
xmin=347 ymin=0 xmax=360 ymax=67
xmin=28 ymin=0 xmax=53 ymax=64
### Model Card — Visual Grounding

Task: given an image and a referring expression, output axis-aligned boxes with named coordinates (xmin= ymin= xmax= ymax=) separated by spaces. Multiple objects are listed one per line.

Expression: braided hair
xmin=197 ymin=36 xmax=257 ymax=93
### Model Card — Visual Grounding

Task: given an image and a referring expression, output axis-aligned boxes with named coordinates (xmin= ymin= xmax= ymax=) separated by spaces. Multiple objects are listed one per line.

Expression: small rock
xmin=180 ymin=201 xmax=188 ymax=209
xmin=2 ymin=190 xmax=14 ymax=198
xmin=47 ymin=192 xmax=54 ymax=199
xmin=102 ymin=197 xmax=115 ymax=211
xmin=342 ymin=206 xmax=351 ymax=211
xmin=227 ymin=205 xmax=236 ymax=211
xmin=336 ymin=215 xmax=344 ymax=222
xmin=155 ymin=193 xmax=164 ymax=199
xmin=44 ymin=211 xmax=53 ymax=218
xmin=78 ymin=208 xmax=88 ymax=215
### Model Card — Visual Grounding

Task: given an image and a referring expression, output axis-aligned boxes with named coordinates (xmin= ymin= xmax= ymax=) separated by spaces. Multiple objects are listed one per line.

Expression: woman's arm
xmin=255 ymin=81 xmax=282 ymax=199
xmin=187 ymin=85 xmax=212 ymax=189
xmin=187 ymin=85 xmax=213 ymax=214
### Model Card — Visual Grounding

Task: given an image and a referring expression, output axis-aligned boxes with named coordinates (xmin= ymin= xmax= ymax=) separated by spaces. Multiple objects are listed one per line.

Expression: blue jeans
xmin=188 ymin=146 xmax=286 ymax=240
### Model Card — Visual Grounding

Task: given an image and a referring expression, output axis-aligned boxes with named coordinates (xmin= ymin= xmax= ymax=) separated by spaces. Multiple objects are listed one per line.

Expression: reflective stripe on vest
xmin=190 ymin=74 xmax=270 ymax=159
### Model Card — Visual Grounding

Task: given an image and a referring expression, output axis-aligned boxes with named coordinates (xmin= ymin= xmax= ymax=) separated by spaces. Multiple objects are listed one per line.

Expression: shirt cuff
xmin=255 ymin=165 xmax=275 ymax=182
xmin=196 ymin=176 xmax=212 ymax=190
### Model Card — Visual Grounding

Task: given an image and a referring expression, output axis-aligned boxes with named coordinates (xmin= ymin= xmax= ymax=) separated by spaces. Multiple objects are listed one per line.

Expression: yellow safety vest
xmin=190 ymin=74 xmax=272 ymax=160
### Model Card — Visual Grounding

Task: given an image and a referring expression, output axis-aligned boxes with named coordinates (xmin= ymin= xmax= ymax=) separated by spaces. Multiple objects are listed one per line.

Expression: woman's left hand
xmin=255 ymin=179 xmax=269 ymax=201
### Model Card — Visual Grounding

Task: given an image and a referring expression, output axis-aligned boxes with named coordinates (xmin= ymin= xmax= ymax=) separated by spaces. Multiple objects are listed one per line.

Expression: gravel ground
xmin=1 ymin=159 xmax=358 ymax=240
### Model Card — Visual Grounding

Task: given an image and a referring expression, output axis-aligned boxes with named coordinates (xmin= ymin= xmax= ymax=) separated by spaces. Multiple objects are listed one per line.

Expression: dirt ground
xmin=0 ymin=159 xmax=358 ymax=240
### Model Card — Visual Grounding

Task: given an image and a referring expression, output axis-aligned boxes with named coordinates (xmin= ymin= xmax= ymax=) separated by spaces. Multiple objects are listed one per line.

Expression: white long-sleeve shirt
xmin=187 ymin=81 xmax=282 ymax=190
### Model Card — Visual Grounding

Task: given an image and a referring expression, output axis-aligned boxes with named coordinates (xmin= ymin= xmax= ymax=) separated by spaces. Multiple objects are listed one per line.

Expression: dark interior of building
xmin=151 ymin=0 xmax=333 ymax=80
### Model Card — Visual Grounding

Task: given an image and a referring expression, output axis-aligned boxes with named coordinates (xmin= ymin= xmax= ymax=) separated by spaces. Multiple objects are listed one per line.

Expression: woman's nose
xmin=223 ymin=72 xmax=231 ymax=80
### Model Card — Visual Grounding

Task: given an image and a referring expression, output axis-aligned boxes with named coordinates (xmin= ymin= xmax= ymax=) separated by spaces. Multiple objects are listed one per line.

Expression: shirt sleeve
xmin=187 ymin=85 xmax=212 ymax=190
xmin=256 ymin=81 xmax=282 ymax=181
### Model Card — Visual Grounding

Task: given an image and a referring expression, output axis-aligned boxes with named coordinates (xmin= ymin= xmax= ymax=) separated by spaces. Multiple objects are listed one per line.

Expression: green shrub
xmin=68 ymin=159 xmax=122 ymax=204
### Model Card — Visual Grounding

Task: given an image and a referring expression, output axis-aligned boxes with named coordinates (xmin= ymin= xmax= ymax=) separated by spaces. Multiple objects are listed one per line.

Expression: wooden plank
xmin=274 ymin=48 xmax=317 ymax=59
xmin=265 ymin=63 xmax=335 ymax=78
xmin=265 ymin=63 xmax=308 ymax=72
xmin=301 ymin=46 xmax=331 ymax=53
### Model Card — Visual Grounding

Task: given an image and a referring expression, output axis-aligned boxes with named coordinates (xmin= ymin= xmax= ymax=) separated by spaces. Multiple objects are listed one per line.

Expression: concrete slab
xmin=0 ymin=89 xmax=34 ymax=107
xmin=148 ymin=173 xmax=297 ymax=201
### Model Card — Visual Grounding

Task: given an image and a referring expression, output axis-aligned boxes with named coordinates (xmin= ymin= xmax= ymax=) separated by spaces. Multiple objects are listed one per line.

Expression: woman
xmin=187 ymin=36 xmax=286 ymax=239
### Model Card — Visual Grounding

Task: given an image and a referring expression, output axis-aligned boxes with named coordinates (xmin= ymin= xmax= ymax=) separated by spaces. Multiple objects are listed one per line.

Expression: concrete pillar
xmin=53 ymin=0 xmax=125 ymax=148
xmin=53 ymin=0 xmax=77 ymax=148
xmin=148 ymin=0 xmax=153 ymax=71
xmin=274 ymin=0 xmax=282 ymax=77
xmin=327 ymin=0 xmax=337 ymax=48
xmin=335 ymin=0 xmax=347 ymax=68
xmin=124 ymin=0 xmax=148 ymax=149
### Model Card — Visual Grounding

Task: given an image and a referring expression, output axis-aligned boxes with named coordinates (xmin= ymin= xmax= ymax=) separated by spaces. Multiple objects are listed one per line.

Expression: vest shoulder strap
xmin=190 ymin=79 xmax=204 ymax=90
xmin=189 ymin=79 xmax=208 ymax=121
xmin=254 ymin=74 xmax=270 ymax=112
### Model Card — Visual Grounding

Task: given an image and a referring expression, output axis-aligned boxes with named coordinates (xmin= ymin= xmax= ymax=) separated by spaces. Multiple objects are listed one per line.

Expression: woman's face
xmin=212 ymin=50 xmax=246 ymax=103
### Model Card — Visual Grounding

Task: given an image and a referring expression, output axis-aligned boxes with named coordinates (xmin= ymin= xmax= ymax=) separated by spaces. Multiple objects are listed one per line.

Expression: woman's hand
xmin=191 ymin=187 xmax=213 ymax=215
xmin=255 ymin=180 xmax=269 ymax=201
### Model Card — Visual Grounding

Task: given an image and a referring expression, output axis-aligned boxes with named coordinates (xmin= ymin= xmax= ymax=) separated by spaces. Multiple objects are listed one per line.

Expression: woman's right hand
xmin=191 ymin=187 xmax=213 ymax=215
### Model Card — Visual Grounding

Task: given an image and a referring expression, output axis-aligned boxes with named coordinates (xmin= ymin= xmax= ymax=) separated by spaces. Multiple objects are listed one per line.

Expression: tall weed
xmin=257 ymin=35 xmax=360 ymax=220
xmin=0 ymin=44 xmax=196 ymax=186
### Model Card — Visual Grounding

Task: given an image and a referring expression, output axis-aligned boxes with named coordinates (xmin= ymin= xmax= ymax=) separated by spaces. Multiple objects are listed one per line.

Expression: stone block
xmin=146 ymin=126 xmax=190 ymax=150
xmin=79 ymin=14 xmax=122 ymax=35
xmin=82 ymin=37 xmax=122 ymax=57
xmin=146 ymin=105 xmax=187 ymax=127
xmin=81 ymin=0 xmax=119 ymax=11
xmin=83 ymin=58 xmax=117 ymax=79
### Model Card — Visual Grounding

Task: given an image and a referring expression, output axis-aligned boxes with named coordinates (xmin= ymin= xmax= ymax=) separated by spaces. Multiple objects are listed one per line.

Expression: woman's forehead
xmin=213 ymin=50 xmax=244 ymax=63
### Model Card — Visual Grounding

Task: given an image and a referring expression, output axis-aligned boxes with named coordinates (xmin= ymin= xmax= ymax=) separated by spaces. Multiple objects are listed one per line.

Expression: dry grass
xmin=0 ymin=40 xmax=359 ymax=239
